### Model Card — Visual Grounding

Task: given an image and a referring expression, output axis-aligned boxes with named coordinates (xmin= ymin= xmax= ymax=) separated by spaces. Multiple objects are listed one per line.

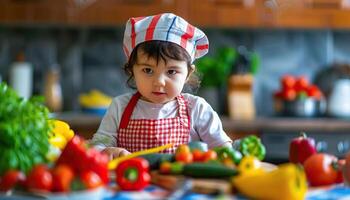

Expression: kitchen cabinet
xmin=0 ymin=0 xmax=68 ymax=25
xmin=188 ymin=0 xmax=350 ymax=29
xmin=188 ymin=0 xmax=262 ymax=28
xmin=1 ymin=0 xmax=350 ymax=28
xmin=67 ymin=0 xmax=188 ymax=26
xmin=0 ymin=0 xmax=188 ymax=26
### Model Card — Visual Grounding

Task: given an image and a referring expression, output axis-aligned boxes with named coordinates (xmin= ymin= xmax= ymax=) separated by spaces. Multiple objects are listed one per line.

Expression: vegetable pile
xmin=0 ymin=135 xmax=109 ymax=193
xmin=0 ymin=83 xmax=52 ymax=175
xmin=289 ymin=132 xmax=345 ymax=187
xmin=274 ymin=75 xmax=323 ymax=101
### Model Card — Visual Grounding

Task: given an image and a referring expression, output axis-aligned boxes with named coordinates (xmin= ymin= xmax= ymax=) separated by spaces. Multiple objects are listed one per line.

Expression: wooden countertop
xmin=53 ymin=112 xmax=350 ymax=137
xmin=221 ymin=116 xmax=350 ymax=133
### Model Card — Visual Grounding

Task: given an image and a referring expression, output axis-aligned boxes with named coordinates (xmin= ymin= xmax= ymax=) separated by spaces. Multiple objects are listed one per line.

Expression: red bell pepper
xmin=56 ymin=136 xmax=87 ymax=172
xmin=116 ymin=157 xmax=150 ymax=191
xmin=56 ymin=135 xmax=109 ymax=185
xmin=289 ymin=132 xmax=317 ymax=164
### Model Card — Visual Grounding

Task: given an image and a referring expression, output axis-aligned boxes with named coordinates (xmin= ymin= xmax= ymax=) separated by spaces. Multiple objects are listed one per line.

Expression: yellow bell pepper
xmin=238 ymin=155 xmax=265 ymax=175
xmin=232 ymin=163 xmax=307 ymax=200
xmin=49 ymin=133 xmax=67 ymax=150
xmin=50 ymin=120 xmax=74 ymax=141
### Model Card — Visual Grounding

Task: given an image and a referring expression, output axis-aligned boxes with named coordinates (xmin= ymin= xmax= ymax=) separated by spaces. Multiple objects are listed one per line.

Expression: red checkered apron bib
xmin=117 ymin=92 xmax=190 ymax=154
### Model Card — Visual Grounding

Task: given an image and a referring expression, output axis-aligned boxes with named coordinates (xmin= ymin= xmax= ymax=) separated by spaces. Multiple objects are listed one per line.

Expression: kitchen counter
xmin=221 ymin=116 xmax=350 ymax=133
xmin=53 ymin=112 xmax=350 ymax=138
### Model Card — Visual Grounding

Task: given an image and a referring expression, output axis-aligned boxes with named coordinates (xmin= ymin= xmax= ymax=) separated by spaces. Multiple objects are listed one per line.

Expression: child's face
xmin=133 ymin=49 xmax=191 ymax=104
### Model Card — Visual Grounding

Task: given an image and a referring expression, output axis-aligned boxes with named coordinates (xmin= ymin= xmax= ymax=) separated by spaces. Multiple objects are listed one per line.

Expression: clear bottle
xmin=9 ymin=52 xmax=33 ymax=99
xmin=44 ymin=65 xmax=63 ymax=112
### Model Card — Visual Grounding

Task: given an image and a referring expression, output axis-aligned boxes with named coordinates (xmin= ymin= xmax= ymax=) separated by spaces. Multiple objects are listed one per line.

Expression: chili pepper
xmin=289 ymin=132 xmax=317 ymax=164
xmin=232 ymin=163 xmax=307 ymax=200
xmin=239 ymin=135 xmax=266 ymax=160
xmin=116 ymin=157 xmax=150 ymax=191
xmin=214 ymin=146 xmax=242 ymax=165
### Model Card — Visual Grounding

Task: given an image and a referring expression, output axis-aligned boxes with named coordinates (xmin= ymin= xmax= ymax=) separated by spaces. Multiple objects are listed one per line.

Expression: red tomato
xmin=52 ymin=164 xmax=74 ymax=192
xmin=273 ymin=90 xmax=283 ymax=99
xmin=343 ymin=153 xmax=350 ymax=184
xmin=202 ymin=150 xmax=218 ymax=162
xmin=175 ymin=151 xmax=193 ymax=164
xmin=281 ymin=75 xmax=296 ymax=89
xmin=159 ymin=162 xmax=172 ymax=174
xmin=295 ymin=76 xmax=309 ymax=92
xmin=303 ymin=153 xmax=338 ymax=186
xmin=80 ymin=171 xmax=103 ymax=189
xmin=192 ymin=149 xmax=204 ymax=162
xmin=26 ymin=164 xmax=53 ymax=192
xmin=335 ymin=159 xmax=345 ymax=184
xmin=282 ymin=88 xmax=297 ymax=101
xmin=0 ymin=170 xmax=26 ymax=191
xmin=307 ymin=85 xmax=323 ymax=100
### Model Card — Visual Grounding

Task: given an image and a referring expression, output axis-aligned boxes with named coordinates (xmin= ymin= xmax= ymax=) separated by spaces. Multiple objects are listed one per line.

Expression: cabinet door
xmin=0 ymin=0 xmax=68 ymax=24
xmin=188 ymin=0 xmax=262 ymax=28
xmin=69 ymin=0 xmax=188 ymax=26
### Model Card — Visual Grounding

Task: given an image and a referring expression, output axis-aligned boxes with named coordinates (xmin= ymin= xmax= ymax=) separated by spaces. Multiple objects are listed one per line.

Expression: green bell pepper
xmin=239 ymin=135 xmax=266 ymax=160
xmin=214 ymin=146 xmax=242 ymax=165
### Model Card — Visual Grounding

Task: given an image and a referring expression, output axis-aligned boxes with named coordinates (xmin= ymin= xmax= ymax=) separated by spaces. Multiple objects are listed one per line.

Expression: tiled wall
xmin=1 ymin=26 xmax=350 ymax=116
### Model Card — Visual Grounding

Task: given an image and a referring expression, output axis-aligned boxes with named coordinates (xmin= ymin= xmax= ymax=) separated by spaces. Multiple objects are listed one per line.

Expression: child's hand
xmin=102 ymin=147 xmax=131 ymax=160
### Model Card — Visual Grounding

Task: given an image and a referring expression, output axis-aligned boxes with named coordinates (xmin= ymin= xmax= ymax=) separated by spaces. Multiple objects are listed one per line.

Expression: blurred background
xmin=2 ymin=0 xmax=350 ymax=162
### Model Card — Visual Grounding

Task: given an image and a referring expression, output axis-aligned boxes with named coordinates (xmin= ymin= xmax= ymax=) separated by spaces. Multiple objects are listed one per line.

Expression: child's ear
xmin=186 ymin=64 xmax=196 ymax=80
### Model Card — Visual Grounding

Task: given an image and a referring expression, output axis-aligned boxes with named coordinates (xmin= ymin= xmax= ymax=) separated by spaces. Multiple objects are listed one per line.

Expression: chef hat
xmin=123 ymin=13 xmax=209 ymax=63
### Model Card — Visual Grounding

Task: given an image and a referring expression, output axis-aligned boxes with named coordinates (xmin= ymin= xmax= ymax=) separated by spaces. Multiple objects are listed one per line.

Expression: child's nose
xmin=153 ymin=74 xmax=166 ymax=87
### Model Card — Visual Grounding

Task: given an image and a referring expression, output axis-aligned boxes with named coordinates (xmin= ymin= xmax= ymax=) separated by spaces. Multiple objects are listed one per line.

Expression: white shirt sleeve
xmin=186 ymin=94 xmax=232 ymax=149
xmin=90 ymin=94 xmax=129 ymax=150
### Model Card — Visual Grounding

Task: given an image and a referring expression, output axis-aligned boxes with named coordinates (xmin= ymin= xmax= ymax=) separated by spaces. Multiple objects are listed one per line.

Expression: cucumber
xmin=183 ymin=162 xmax=238 ymax=178
xmin=139 ymin=153 xmax=174 ymax=170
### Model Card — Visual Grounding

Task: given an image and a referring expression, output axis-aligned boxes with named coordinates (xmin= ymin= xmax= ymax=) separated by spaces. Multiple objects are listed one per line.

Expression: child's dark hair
xmin=123 ymin=40 xmax=201 ymax=93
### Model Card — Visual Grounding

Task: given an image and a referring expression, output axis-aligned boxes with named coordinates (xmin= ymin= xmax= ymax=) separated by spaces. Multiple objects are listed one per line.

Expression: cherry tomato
xmin=192 ymin=149 xmax=204 ymax=162
xmin=202 ymin=150 xmax=218 ymax=162
xmin=295 ymin=76 xmax=309 ymax=92
xmin=307 ymin=85 xmax=323 ymax=100
xmin=159 ymin=162 xmax=172 ymax=174
xmin=175 ymin=151 xmax=193 ymax=164
xmin=52 ymin=164 xmax=74 ymax=192
xmin=26 ymin=164 xmax=53 ymax=192
xmin=303 ymin=153 xmax=338 ymax=186
xmin=281 ymin=75 xmax=296 ymax=89
xmin=0 ymin=170 xmax=26 ymax=191
xmin=80 ymin=170 xmax=103 ymax=189
xmin=282 ymin=88 xmax=296 ymax=101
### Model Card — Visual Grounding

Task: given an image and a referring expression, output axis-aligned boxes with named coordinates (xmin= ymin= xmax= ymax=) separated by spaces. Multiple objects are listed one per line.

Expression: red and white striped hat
xmin=123 ymin=13 xmax=209 ymax=63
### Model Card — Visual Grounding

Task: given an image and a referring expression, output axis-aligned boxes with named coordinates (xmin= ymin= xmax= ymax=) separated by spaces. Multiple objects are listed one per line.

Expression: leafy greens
xmin=0 ymin=83 xmax=52 ymax=175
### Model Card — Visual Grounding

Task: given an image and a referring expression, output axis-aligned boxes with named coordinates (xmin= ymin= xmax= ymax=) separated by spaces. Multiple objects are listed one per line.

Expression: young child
xmin=91 ymin=13 xmax=232 ymax=159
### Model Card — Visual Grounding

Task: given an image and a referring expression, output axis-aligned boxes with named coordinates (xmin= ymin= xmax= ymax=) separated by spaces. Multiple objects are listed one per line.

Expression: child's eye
xmin=167 ymin=70 xmax=177 ymax=75
xmin=142 ymin=68 xmax=153 ymax=74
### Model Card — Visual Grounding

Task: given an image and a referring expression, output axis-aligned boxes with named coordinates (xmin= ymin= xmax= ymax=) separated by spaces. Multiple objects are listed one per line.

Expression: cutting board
xmin=150 ymin=171 xmax=232 ymax=194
